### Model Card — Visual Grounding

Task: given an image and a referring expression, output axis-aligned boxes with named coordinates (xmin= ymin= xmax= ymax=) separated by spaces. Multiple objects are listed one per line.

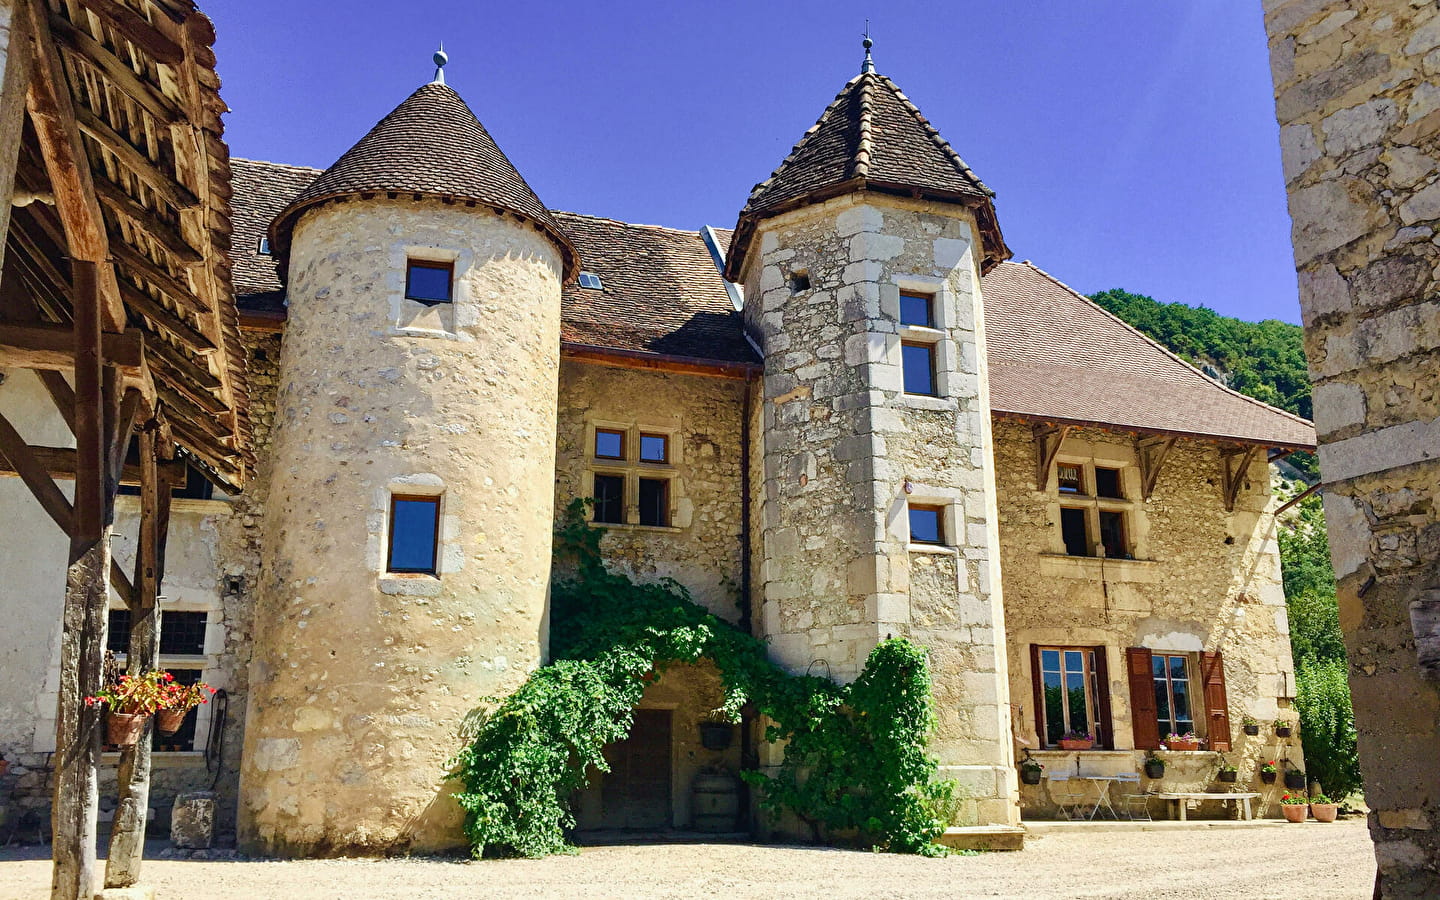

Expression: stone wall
xmin=739 ymin=192 xmax=1016 ymax=827
xmin=238 ymin=198 xmax=565 ymax=855
xmin=1265 ymin=1 xmax=1440 ymax=893
xmin=993 ymin=422 xmax=1300 ymax=818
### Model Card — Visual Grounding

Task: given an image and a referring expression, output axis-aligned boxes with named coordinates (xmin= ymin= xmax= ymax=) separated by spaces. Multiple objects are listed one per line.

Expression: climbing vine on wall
xmin=449 ymin=500 xmax=954 ymax=858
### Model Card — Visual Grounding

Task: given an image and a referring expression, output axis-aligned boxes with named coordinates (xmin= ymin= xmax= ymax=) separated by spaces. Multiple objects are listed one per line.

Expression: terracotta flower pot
xmin=1059 ymin=739 xmax=1093 ymax=751
xmin=1310 ymin=803 xmax=1339 ymax=823
xmin=107 ymin=712 xmax=148 ymax=747
xmin=156 ymin=708 xmax=187 ymax=735
xmin=1261 ymin=771 xmax=1278 ymax=784
xmin=1164 ymin=738 xmax=1201 ymax=751
xmin=1281 ymin=804 xmax=1309 ymax=823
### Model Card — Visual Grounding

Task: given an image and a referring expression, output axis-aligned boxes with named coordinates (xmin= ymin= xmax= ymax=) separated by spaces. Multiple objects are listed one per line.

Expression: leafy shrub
xmin=1294 ymin=659 xmax=1363 ymax=800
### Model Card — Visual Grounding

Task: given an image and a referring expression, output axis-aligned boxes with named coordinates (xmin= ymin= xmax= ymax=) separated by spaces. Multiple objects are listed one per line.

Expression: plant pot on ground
xmin=1309 ymin=795 xmax=1339 ymax=823
xmin=1280 ymin=796 xmax=1309 ymax=823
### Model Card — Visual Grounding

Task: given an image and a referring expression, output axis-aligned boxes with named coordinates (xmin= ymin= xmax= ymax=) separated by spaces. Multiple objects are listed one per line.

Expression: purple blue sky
xmin=210 ymin=1 xmax=1300 ymax=324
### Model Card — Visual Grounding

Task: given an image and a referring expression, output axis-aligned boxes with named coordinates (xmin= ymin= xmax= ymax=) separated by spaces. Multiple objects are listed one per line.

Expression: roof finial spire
xmin=432 ymin=43 xmax=448 ymax=85
xmin=861 ymin=21 xmax=874 ymax=74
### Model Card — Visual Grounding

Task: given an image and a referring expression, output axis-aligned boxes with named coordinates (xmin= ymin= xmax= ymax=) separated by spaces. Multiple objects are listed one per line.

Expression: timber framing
xmin=1220 ymin=444 xmax=1260 ymax=513
xmin=1137 ymin=435 xmax=1177 ymax=500
xmin=561 ymin=341 xmax=761 ymax=381
xmin=1033 ymin=422 xmax=1070 ymax=491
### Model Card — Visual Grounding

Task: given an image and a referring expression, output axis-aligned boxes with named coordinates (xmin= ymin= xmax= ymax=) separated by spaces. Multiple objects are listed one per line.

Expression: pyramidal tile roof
xmin=725 ymin=71 xmax=1010 ymax=281
xmin=270 ymin=81 xmax=576 ymax=278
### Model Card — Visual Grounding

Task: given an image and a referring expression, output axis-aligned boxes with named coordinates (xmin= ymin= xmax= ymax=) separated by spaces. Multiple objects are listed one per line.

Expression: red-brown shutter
xmin=1126 ymin=647 xmax=1160 ymax=750
xmin=1201 ymin=651 xmax=1232 ymax=751
xmin=1030 ymin=644 xmax=1046 ymax=748
xmin=1092 ymin=647 xmax=1114 ymax=750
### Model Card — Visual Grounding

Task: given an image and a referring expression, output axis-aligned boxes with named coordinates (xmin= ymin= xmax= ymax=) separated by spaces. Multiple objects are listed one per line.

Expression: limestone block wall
xmin=239 ymin=199 xmax=564 ymax=855
xmin=1266 ymin=1 xmax=1440 ymax=892
xmin=740 ymin=193 xmax=1015 ymax=826
xmin=993 ymin=422 xmax=1300 ymax=817
xmin=553 ymin=361 xmax=747 ymax=621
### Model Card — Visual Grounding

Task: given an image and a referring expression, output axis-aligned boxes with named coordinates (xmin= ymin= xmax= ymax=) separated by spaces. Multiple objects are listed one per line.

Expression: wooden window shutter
xmin=1092 ymin=647 xmax=1114 ymax=750
xmin=1030 ymin=644 xmax=1046 ymax=748
xmin=1126 ymin=647 xmax=1160 ymax=750
xmin=1201 ymin=651 xmax=1232 ymax=751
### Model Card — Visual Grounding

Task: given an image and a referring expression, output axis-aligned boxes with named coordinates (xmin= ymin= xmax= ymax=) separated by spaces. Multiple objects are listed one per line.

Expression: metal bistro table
xmin=1046 ymin=771 xmax=1141 ymax=820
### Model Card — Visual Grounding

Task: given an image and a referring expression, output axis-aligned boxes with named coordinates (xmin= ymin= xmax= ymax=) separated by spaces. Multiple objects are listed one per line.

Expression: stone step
xmin=938 ymin=825 xmax=1026 ymax=851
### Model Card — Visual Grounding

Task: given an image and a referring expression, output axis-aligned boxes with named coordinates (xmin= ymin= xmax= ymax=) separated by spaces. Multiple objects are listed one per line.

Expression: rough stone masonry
xmin=1264 ymin=1 xmax=1440 ymax=896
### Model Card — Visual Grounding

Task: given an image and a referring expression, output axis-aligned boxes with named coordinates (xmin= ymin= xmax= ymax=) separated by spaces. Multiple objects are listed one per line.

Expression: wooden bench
xmin=1154 ymin=791 xmax=1261 ymax=821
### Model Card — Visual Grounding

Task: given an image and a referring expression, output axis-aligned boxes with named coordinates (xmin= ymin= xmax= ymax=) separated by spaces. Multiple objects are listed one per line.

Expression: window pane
xmin=405 ymin=261 xmax=452 ymax=303
xmin=1060 ymin=507 xmax=1089 ymax=557
xmin=1066 ymin=672 xmax=1088 ymax=735
xmin=1094 ymin=467 xmax=1122 ymax=498
xmin=1041 ymin=649 xmax=1060 ymax=673
xmin=108 ymin=608 xmax=132 ymax=653
xmin=595 ymin=430 xmax=624 ymax=459
xmin=593 ymin=474 xmax=624 ymax=524
xmin=899 ymin=292 xmax=933 ymax=328
xmin=1169 ymin=655 xmax=1188 ymax=681
xmin=159 ymin=611 xmax=207 ymax=656
xmin=1171 ymin=677 xmax=1192 ymax=722
xmin=908 ymin=506 xmax=942 ymax=544
xmin=1044 ymin=671 xmax=1065 ymax=744
xmin=1099 ymin=511 xmax=1127 ymax=558
xmin=638 ymin=478 xmax=668 ymax=527
xmin=1154 ymin=678 xmax=1172 ymax=730
xmin=639 ymin=434 xmax=668 ymax=463
xmin=388 ymin=497 xmax=439 ymax=573
xmin=1057 ymin=464 xmax=1083 ymax=493
xmin=901 ymin=343 xmax=936 ymax=395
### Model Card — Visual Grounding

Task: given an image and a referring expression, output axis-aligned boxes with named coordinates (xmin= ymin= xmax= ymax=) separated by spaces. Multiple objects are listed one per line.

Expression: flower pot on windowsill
xmin=1284 ymin=772 xmax=1307 ymax=790
xmin=156 ymin=708 xmax=187 ymax=736
xmin=1310 ymin=803 xmax=1339 ymax=823
xmin=1261 ymin=771 xmax=1278 ymax=785
xmin=106 ymin=712 xmax=148 ymax=747
xmin=1281 ymin=803 xmax=1309 ymax=823
xmin=1058 ymin=739 xmax=1093 ymax=751
xmin=1164 ymin=738 xmax=1201 ymax=752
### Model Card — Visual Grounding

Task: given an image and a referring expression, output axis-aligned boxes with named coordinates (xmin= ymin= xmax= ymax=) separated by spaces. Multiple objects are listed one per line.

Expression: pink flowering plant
xmin=164 ymin=679 xmax=217 ymax=712
xmin=84 ymin=670 xmax=175 ymax=715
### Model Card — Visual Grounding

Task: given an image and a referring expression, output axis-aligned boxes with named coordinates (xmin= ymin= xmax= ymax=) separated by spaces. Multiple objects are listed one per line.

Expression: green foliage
xmin=1294 ymin=660 xmax=1363 ymax=799
xmin=450 ymin=500 xmax=952 ymax=858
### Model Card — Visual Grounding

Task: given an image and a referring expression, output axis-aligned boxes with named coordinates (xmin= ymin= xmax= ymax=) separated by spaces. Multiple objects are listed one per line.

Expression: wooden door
xmin=599 ymin=708 xmax=673 ymax=830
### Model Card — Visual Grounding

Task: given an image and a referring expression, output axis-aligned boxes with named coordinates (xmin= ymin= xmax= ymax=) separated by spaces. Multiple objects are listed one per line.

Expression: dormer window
xmin=578 ymin=271 xmax=603 ymax=290
xmin=406 ymin=259 xmax=453 ymax=305
xmin=257 ymin=236 xmax=272 ymax=256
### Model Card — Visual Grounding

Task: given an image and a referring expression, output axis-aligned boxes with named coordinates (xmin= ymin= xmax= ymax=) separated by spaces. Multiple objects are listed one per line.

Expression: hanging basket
xmin=1284 ymin=772 xmax=1307 ymax=790
xmin=1261 ymin=770 xmax=1278 ymax=784
xmin=698 ymin=722 xmax=733 ymax=751
xmin=107 ymin=712 xmax=148 ymax=747
xmin=1144 ymin=759 xmax=1166 ymax=779
xmin=1020 ymin=766 xmax=1043 ymax=785
xmin=1275 ymin=725 xmax=1293 ymax=738
xmin=1217 ymin=770 xmax=1238 ymax=783
xmin=1243 ymin=724 xmax=1260 ymax=736
xmin=156 ymin=708 xmax=187 ymax=735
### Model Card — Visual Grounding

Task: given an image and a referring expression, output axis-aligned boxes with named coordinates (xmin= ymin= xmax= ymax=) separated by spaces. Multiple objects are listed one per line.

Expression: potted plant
xmin=1280 ymin=794 xmax=1309 ymax=823
xmin=1164 ymin=731 xmax=1203 ymax=751
xmin=155 ymin=676 xmax=217 ymax=735
xmin=1260 ymin=760 xmax=1278 ymax=784
xmin=1241 ymin=715 xmax=1260 ymax=736
xmin=1143 ymin=752 xmax=1165 ymax=779
xmin=1020 ymin=756 xmax=1044 ymax=785
xmin=1058 ymin=730 xmax=1094 ymax=751
xmin=698 ymin=716 xmax=733 ymax=751
xmin=1284 ymin=766 xmax=1307 ymax=790
xmin=1216 ymin=755 xmax=1238 ymax=783
xmin=1275 ymin=719 xmax=1294 ymax=738
xmin=1309 ymin=793 xmax=1339 ymax=823
xmin=85 ymin=670 xmax=172 ymax=747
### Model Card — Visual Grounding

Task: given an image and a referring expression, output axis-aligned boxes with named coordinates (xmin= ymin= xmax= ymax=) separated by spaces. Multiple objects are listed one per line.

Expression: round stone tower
xmin=239 ymin=73 xmax=577 ymax=855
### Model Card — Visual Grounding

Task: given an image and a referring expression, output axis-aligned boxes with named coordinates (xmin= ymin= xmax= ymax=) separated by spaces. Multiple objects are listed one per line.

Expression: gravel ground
xmin=0 ymin=820 xmax=1375 ymax=900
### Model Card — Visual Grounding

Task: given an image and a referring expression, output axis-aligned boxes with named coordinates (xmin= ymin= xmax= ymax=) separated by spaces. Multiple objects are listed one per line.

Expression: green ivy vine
xmin=449 ymin=500 xmax=954 ymax=858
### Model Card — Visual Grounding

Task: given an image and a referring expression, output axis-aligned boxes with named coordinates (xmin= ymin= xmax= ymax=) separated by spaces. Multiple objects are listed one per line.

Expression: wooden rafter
xmin=1137 ymin=435 xmax=1177 ymax=500
xmin=73 ymin=0 xmax=185 ymax=66
xmin=1219 ymin=444 xmax=1260 ymax=513
xmin=1033 ymin=423 xmax=1071 ymax=491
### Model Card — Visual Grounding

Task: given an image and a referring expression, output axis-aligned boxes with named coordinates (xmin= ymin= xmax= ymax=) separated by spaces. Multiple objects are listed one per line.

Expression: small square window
xmin=1057 ymin=464 xmax=1084 ymax=494
xmin=257 ymin=236 xmax=272 ymax=256
xmin=593 ymin=474 xmax=624 ymax=524
xmin=1060 ymin=507 xmax=1090 ymax=557
xmin=639 ymin=433 xmax=668 ymax=463
xmin=388 ymin=495 xmax=440 ymax=574
xmin=788 ymin=270 xmax=811 ymax=294
xmin=578 ymin=271 xmax=604 ymax=290
xmin=638 ymin=478 xmax=669 ymax=527
xmin=405 ymin=259 xmax=453 ymax=305
xmin=594 ymin=429 xmax=625 ymax=460
xmin=908 ymin=504 xmax=944 ymax=545
xmin=1095 ymin=467 xmax=1123 ymax=499
xmin=900 ymin=291 xmax=934 ymax=328
xmin=901 ymin=342 xmax=937 ymax=396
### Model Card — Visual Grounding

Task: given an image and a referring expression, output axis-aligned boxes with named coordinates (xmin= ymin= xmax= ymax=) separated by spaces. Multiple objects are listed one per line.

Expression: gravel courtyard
xmin=1 ymin=821 xmax=1375 ymax=900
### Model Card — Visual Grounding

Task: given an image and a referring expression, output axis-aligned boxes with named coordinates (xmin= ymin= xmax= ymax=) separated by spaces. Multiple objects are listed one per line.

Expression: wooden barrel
xmin=691 ymin=772 xmax=740 ymax=833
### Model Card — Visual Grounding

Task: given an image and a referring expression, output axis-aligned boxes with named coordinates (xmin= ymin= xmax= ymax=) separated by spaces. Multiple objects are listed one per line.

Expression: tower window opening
xmin=901 ymin=342 xmax=937 ymax=396
xmin=908 ymin=504 xmax=944 ymax=545
xmin=899 ymin=291 xmax=935 ymax=328
xmin=405 ymin=259 xmax=454 ymax=305
xmin=788 ymin=270 xmax=811 ymax=294
xmin=578 ymin=271 xmax=604 ymax=290
xmin=387 ymin=495 xmax=441 ymax=574
xmin=257 ymin=236 xmax=272 ymax=256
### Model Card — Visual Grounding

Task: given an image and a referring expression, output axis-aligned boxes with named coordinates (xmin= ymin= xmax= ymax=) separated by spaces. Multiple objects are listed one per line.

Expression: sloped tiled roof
xmin=983 ymin=262 xmax=1316 ymax=449
xmin=269 ymin=82 xmax=576 ymax=278
xmin=725 ymin=71 xmax=1010 ymax=282
xmin=556 ymin=213 xmax=755 ymax=364
xmin=231 ymin=158 xmax=319 ymax=316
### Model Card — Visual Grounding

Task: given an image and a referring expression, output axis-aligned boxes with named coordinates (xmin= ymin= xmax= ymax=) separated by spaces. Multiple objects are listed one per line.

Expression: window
xmin=1153 ymin=653 xmax=1195 ymax=739
xmin=405 ymin=259 xmax=453 ymax=305
xmin=105 ymin=609 xmax=210 ymax=752
xmin=1060 ymin=507 xmax=1090 ymax=557
xmin=1099 ymin=510 xmax=1128 ymax=559
xmin=787 ymin=270 xmax=811 ymax=294
xmin=638 ymin=478 xmax=668 ymax=527
xmin=1035 ymin=646 xmax=1109 ymax=749
xmin=594 ymin=429 xmax=625 ymax=460
xmin=1057 ymin=463 xmax=1083 ymax=494
xmin=908 ymin=504 xmax=944 ymax=545
xmin=257 ymin=236 xmax=272 ymax=256
xmin=592 ymin=474 xmax=624 ymax=524
xmin=578 ymin=271 xmax=604 ymax=290
xmin=901 ymin=342 xmax=936 ymax=396
xmin=639 ymin=433 xmax=668 ymax=463
xmin=899 ymin=291 xmax=934 ymax=328
xmin=387 ymin=495 xmax=440 ymax=574
xmin=1094 ymin=467 xmax=1123 ymax=499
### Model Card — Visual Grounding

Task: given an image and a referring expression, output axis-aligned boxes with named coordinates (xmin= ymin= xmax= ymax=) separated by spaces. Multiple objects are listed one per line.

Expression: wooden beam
xmin=79 ymin=106 xmax=199 ymax=212
xmin=48 ymin=12 xmax=181 ymax=124
xmin=0 ymin=443 xmax=140 ymax=483
xmin=146 ymin=335 xmax=219 ymax=391
xmin=1220 ymin=445 xmax=1260 ymax=513
xmin=1033 ymin=423 xmax=1071 ymax=491
xmin=23 ymin=0 xmax=125 ymax=333
xmin=0 ymin=321 xmax=141 ymax=376
xmin=119 ymin=282 xmax=215 ymax=354
xmin=74 ymin=0 xmax=185 ymax=65
xmin=560 ymin=342 xmax=761 ymax=381
xmin=95 ymin=175 xmax=203 ymax=264
xmin=108 ymin=387 xmax=141 ymax=493
xmin=0 ymin=412 xmax=75 ymax=534
xmin=110 ymin=239 xmax=205 ymax=315
xmin=1137 ymin=435 xmax=1177 ymax=500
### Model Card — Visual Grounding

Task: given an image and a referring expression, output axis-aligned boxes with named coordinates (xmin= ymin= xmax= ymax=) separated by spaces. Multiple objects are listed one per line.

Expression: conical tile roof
xmin=725 ymin=71 xmax=1009 ymax=281
xmin=270 ymin=82 xmax=576 ymax=278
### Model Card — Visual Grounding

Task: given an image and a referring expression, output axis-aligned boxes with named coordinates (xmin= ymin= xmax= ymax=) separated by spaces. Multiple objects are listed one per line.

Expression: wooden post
xmin=104 ymin=426 xmax=171 ymax=887
xmin=50 ymin=259 xmax=114 ymax=900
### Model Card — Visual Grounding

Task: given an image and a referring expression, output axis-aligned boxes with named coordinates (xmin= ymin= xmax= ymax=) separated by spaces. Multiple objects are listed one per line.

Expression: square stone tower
xmin=725 ymin=59 xmax=1020 ymax=826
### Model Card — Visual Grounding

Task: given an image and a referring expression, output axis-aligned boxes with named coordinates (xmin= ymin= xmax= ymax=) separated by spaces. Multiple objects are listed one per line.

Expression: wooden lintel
xmin=0 ymin=321 xmax=141 ymax=376
xmin=1033 ymin=423 xmax=1071 ymax=491
xmin=73 ymin=0 xmax=185 ymax=65
xmin=560 ymin=342 xmax=759 ymax=381
xmin=119 ymin=282 xmax=216 ymax=354
xmin=79 ymin=107 xmax=200 ymax=212
xmin=1220 ymin=445 xmax=1260 ymax=513
xmin=1137 ymin=435 xmax=1177 ymax=500
xmin=49 ymin=12 xmax=181 ymax=124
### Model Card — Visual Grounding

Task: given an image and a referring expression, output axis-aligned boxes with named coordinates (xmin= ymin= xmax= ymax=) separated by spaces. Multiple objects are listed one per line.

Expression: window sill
xmin=899 ymin=394 xmax=955 ymax=412
xmin=590 ymin=522 xmax=684 ymax=534
xmin=378 ymin=573 xmax=442 ymax=597
xmin=1037 ymin=554 xmax=1161 ymax=584
xmin=1039 ymin=553 xmax=1154 ymax=564
xmin=101 ymin=751 xmax=205 ymax=769
xmin=908 ymin=543 xmax=957 ymax=556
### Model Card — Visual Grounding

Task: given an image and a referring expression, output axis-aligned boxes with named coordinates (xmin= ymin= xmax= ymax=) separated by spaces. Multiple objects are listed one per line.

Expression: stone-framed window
xmin=1031 ymin=644 xmax=1112 ymax=750
xmin=1151 ymin=651 xmax=1198 ymax=739
xmin=1052 ymin=459 xmax=1136 ymax=559
xmin=387 ymin=494 xmax=442 ymax=574
xmin=371 ymin=475 xmax=454 ymax=590
xmin=586 ymin=423 xmax=680 ymax=529
xmin=907 ymin=503 xmax=945 ymax=545
xmin=104 ymin=607 xmax=216 ymax=753
xmin=892 ymin=278 xmax=957 ymax=403
xmin=404 ymin=258 xmax=453 ymax=305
